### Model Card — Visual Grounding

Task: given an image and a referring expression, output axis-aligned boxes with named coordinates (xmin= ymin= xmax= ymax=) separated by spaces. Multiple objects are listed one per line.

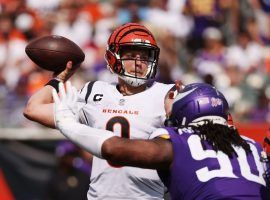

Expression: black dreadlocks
xmin=185 ymin=120 xmax=251 ymax=158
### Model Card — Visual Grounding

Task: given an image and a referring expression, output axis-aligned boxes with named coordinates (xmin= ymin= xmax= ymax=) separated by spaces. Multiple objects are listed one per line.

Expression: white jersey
xmin=77 ymin=80 xmax=173 ymax=200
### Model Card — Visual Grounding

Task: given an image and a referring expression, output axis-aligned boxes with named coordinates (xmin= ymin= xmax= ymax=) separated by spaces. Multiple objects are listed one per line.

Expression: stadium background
xmin=0 ymin=0 xmax=269 ymax=199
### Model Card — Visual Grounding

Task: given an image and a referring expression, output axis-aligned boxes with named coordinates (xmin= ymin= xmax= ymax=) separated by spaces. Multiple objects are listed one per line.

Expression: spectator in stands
xmin=46 ymin=141 xmax=91 ymax=200
xmin=193 ymin=27 xmax=227 ymax=82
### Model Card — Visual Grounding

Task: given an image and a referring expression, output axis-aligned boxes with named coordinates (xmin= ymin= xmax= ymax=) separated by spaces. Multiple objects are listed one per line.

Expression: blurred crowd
xmin=0 ymin=1 xmax=270 ymax=199
xmin=0 ymin=0 xmax=270 ymax=128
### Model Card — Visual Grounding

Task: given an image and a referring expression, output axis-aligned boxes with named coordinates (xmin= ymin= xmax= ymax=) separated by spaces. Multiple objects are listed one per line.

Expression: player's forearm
xmin=23 ymin=86 xmax=55 ymax=127
xmin=57 ymin=121 xmax=115 ymax=158
xmin=102 ymin=137 xmax=173 ymax=170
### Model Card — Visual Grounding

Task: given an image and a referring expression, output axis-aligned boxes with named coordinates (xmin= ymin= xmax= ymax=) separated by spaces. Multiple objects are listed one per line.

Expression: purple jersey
xmin=260 ymin=0 xmax=270 ymax=13
xmin=157 ymin=127 xmax=270 ymax=200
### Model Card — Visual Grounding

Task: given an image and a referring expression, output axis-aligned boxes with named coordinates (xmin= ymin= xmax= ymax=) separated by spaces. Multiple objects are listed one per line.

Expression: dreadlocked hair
xmin=186 ymin=120 xmax=251 ymax=158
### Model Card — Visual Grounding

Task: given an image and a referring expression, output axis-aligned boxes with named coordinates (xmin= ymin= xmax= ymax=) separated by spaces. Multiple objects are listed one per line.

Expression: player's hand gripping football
xmin=54 ymin=61 xmax=78 ymax=82
xmin=52 ymin=81 xmax=78 ymax=129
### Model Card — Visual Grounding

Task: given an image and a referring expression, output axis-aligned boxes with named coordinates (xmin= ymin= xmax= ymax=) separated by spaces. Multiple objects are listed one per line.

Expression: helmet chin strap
xmin=119 ymin=75 xmax=147 ymax=87
xmin=188 ymin=116 xmax=228 ymax=126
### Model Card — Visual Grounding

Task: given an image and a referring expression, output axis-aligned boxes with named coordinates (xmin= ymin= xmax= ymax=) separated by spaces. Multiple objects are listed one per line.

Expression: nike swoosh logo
xmin=173 ymin=87 xmax=198 ymax=103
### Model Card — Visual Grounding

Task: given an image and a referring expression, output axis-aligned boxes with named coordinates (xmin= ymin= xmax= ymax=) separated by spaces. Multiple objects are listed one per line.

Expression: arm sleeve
xmin=58 ymin=121 xmax=115 ymax=158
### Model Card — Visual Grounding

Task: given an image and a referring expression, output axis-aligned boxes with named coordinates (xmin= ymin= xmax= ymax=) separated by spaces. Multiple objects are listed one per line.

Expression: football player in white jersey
xmin=24 ymin=23 xmax=174 ymax=199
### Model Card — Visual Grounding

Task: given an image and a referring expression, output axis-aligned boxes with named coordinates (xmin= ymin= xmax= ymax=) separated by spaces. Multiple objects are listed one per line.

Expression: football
xmin=25 ymin=35 xmax=85 ymax=72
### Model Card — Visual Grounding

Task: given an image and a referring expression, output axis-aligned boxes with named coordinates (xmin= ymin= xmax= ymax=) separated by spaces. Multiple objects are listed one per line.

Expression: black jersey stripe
xmin=79 ymin=85 xmax=85 ymax=94
xmin=169 ymin=84 xmax=177 ymax=92
xmin=82 ymin=110 xmax=89 ymax=125
xmin=85 ymin=81 xmax=96 ymax=103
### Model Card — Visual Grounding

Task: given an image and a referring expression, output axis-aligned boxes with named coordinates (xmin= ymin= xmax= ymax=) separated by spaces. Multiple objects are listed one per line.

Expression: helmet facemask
xmin=116 ymin=44 xmax=159 ymax=87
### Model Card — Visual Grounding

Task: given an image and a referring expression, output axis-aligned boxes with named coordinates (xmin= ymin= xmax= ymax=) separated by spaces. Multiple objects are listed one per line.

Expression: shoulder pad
xmin=149 ymin=128 xmax=170 ymax=140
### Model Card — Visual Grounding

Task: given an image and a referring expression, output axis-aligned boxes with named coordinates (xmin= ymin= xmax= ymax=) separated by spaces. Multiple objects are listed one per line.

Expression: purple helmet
xmin=171 ymin=83 xmax=229 ymax=126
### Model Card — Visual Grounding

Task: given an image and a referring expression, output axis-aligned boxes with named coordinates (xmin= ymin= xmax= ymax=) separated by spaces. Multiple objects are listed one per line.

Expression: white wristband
xmin=58 ymin=122 xmax=115 ymax=158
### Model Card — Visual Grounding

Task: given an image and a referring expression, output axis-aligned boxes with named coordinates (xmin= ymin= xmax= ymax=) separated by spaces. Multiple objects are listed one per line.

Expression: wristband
xmin=45 ymin=79 xmax=61 ymax=92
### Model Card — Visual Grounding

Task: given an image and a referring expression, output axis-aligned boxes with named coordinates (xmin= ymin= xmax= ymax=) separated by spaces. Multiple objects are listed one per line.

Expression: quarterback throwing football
xmin=24 ymin=23 xmax=174 ymax=199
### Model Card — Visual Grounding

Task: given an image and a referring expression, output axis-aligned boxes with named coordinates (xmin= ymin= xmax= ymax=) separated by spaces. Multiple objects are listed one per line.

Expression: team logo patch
xmin=211 ymin=97 xmax=222 ymax=107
